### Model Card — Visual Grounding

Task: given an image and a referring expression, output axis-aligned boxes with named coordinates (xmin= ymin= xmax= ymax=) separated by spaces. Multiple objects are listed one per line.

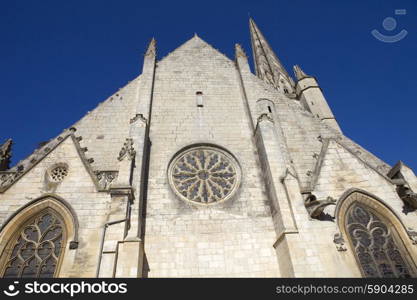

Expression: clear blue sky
xmin=1 ymin=0 xmax=416 ymax=171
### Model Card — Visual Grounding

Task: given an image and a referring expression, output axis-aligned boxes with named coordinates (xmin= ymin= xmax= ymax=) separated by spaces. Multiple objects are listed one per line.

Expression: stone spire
xmin=249 ymin=18 xmax=294 ymax=93
xmin=0 ymin=139 xmax=12 ymax=171
xmin=293 ymin=65 xmax=309 ymax=80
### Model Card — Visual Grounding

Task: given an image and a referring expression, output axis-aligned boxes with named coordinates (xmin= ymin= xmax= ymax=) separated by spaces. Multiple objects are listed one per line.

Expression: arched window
xmin=346 ymin=203 xmax=413 ymax=278
xmin=1 ymin=208 xmax=66 ymax=278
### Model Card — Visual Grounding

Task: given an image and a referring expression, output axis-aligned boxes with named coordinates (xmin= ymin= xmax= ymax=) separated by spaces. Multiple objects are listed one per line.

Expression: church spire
xmin=249 ymin=18 xmax=294 ymax=93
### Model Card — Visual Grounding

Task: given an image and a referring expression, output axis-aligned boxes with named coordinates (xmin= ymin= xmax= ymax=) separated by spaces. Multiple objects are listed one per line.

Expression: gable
xmin=158 ymin=35 xmax=235 ymax=69
xmin=0 ymin=135 xmax=101 ymax=195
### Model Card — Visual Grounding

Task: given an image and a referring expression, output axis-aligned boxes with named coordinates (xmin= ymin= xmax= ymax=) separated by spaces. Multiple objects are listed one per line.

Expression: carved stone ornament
xmin=130 ymin=113 xmax=147 ymax=125
xmin=305 ymin=193 xmax=336 ymax=219
xmin=95 ymin=171 xmax=118 ymax=190
xmin=333 ymin=233 xmax=347 ymax=252
xmin=394 ymin=180 xmax=417 ymax=209
xmin=235 ymin=43 xmax=247 ymax=58
xmin=0 ymin=172 xmax=20 ymax=189
xmin=118 ymin=138 xmax=136 ymax=161
xmin=0 ymin=139 xmax=12 ymax=171
xmin=168 ymin=145 xmax=241 ymax=205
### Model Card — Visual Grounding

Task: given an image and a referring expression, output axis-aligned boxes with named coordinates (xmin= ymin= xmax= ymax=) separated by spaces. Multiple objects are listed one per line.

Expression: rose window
xmin=168 ymin=146 xmax=241 ymax=204
xmin=48 ymin=164 xmax=69 ymax=183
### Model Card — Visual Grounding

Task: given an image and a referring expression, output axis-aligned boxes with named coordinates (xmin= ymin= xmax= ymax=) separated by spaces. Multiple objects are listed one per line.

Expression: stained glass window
xmin=346 ymin=203 xmax=413 ymax=278
xmin=1 ymin=209 xmax=66 ymax=278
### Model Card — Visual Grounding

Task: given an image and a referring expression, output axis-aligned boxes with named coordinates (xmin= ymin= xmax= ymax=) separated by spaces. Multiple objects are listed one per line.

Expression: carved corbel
xmin=392 ymin=178 xmax=417 ymax=209
xmin=0 ymin=172 xmax=19 ymax=189
xmin=397 ymin=185 xmax=417 ymax=209
xmin=333 ymin=233 xmax=347 ymax=251
xmin=304 ymin=193 xmax=336 ymax=219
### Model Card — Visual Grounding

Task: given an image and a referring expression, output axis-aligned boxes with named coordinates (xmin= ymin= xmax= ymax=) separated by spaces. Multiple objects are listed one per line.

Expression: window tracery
xmin=168 ymin=146 xmax=241 ymax=204
xmin=1 ymin=209 xmax=66 ymax=278
xmin=346 ymin=204 xmax=413 ymax=278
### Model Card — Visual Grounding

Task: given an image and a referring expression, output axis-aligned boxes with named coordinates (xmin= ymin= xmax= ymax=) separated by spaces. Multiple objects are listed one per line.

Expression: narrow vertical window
xmin=196 ymin=91 xmax=203 ymax=107
xmin=267 ymin=106 xmax=272 ymax=113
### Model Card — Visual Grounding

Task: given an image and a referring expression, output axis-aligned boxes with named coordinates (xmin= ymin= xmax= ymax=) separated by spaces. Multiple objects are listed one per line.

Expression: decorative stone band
xmin=167 ymin=145 xmax=242 ymax=205
xmin=0 ymin=171 xmax=20 ymax=189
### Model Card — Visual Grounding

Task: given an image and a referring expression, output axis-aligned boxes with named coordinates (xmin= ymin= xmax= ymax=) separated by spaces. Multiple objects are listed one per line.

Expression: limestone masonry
xmin=1 ymin=19 xmax=417 ymax=278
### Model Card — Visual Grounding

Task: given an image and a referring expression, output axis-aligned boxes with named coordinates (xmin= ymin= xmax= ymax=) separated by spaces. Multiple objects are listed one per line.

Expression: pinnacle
xmin=293 ymin=65 xmax=309 ymax=80
xmin=235 ymin=43 xmax=247 ymax=58
xmin=145 ymin=38 xmax=156 ymax=56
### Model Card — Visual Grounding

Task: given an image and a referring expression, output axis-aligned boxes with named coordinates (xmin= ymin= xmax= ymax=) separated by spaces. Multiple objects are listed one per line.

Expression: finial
xmin=235 ymin=44 xmax=247 ymax=59
xmin=293 ymin=65 xmax=309 ymax=80
xmin=145 ymin=38 xmax=156 ymax=57
xmin=0 ymin=138 xmax=13 ymax=171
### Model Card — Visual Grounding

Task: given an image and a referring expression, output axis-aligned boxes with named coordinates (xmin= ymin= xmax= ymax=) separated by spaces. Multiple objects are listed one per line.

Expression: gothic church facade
xmin=1 ymin=19 xmax=417 ymax=278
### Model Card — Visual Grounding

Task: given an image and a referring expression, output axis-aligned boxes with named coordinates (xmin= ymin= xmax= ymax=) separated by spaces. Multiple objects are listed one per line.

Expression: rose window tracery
xmin=168 ymin=146 xmax=241 ymax=204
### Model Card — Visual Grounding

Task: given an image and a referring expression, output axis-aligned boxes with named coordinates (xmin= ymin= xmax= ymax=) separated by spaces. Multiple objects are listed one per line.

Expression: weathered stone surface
xmin=0 ymin=19 xmax=416 ymax=278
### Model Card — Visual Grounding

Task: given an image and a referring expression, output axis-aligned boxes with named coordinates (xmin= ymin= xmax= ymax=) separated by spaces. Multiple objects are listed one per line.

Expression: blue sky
xmin=1 ymin=0 xmax=416 ymax=171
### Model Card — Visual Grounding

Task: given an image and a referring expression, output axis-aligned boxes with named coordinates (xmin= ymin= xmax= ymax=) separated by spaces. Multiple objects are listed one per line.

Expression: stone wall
xmin=0 ymin=137 xmax=111 ymax=277
xmin=143 ymin=36 xmax=279 ymax=277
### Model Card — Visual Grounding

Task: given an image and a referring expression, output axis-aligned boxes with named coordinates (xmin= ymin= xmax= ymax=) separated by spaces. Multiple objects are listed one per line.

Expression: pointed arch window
xmin=346 ymin=203 xmax=413 ymax=278
xmin=1 ymin=208 xmax=66 ymax=278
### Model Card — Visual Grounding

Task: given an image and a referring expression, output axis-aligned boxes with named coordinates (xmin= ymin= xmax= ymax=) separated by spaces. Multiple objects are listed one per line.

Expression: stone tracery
xmin=1 ymin=209 xmax=66 ymax=278
xmin=168 ymin=146 xmax=240 ymax=204
xmin=346 ymin=203 xmax=413 ymax=278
